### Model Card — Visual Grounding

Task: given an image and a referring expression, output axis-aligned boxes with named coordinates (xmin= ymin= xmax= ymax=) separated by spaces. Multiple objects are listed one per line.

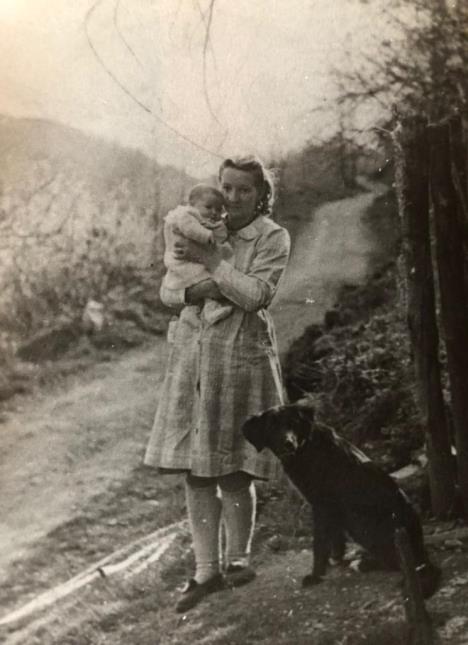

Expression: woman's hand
xmin=173 ymin=238 xmax=223 ymax=271
xmin=186 ymin=280 xmax=223 ymax=304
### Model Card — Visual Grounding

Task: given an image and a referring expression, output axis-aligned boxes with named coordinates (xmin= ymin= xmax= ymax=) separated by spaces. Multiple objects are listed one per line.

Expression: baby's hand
xmin=207 ymin=231 xmax=215 ymax=245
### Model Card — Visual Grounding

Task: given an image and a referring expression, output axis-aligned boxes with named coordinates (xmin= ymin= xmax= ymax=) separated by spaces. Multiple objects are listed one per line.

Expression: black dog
xmin=243 ymin=401 xmax=441 ymax=598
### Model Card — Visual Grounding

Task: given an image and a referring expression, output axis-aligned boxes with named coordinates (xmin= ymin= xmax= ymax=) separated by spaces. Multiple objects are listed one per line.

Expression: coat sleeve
xmin=211 ymin=227 xmax=290 ymax=312
xmin=171 ymin=209 xmax=213 ymax=244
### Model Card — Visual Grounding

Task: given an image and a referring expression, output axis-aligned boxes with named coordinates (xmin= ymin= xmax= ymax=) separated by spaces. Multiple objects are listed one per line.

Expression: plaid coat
xmin=144 ymin=215 xmax=290 ymax=479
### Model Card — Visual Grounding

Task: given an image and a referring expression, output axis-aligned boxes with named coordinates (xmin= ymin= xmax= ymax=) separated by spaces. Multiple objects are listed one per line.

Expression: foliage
xmin=274 ymin=135 xmax=384 ymax=230
xmin=337 ymin=1 xmax=467 ymax=137
xmin=284 ymin=267 xmax=420 ymax=448
xmin=1 ymin=199 xmax=156 ymax=338
xmin=0 ymin=116 xmax=193 ymax=346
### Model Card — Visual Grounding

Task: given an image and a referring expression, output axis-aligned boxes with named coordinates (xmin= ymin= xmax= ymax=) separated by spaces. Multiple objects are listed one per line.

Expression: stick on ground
xmin=394 ymin=526 xmax=434 ymax=645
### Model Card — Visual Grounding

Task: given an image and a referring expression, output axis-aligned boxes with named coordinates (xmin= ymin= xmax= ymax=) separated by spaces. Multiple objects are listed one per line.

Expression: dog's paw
xmin=349 ymin=558 xmax=366 ymax=573
xmin=302 ymin=573 xmax=323 ymax=587
xmin=329 ymin=556 xmax=345 ymax=567
xmin=349 ymin=555 xmax=380 ymax=573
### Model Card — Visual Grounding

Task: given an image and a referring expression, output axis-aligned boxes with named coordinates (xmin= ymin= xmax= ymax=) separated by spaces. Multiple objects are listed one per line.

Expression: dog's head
xmin=242 ymin=400 xmax=315 ymax=460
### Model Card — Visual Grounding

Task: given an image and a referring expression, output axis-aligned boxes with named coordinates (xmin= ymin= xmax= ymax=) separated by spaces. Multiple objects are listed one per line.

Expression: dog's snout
xmin=284 ymin=431 xmax=298 ymax=452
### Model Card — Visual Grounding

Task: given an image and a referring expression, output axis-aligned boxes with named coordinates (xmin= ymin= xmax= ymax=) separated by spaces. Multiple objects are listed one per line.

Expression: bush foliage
xmin=0 ymin=117 xmax=193 ymax=351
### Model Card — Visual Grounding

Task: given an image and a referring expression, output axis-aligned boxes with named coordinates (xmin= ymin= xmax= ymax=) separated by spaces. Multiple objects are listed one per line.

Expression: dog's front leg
xmin=302 ymin=503 xmax=332 ymax=587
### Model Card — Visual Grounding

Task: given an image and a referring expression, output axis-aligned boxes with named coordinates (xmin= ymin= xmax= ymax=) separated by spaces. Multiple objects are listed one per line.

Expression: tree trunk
xmin=394 ymin=116 xmax=455 ymax=517
xmin=449 ymin=115 xmax=468 ymax=285
xmin=430 ymin=115 xmax=468 ymax=515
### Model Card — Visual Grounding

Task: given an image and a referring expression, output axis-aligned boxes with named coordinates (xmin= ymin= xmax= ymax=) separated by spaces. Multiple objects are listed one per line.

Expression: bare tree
xmin=341 ymin=0 xmax=467 ymax=121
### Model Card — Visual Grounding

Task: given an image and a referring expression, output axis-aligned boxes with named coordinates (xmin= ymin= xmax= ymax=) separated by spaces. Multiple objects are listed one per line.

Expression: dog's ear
xmin=294 ymin=398 xmax=315 ymax=424
xmin=242 ymin=413 xmax=270 ymax=452
xmin=288 ymin=400 xmax=315 ymax=443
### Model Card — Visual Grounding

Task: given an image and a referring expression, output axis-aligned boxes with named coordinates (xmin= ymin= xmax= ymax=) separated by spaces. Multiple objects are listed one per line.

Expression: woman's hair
xmin=218 ymin=155 xmax=275 ymax=216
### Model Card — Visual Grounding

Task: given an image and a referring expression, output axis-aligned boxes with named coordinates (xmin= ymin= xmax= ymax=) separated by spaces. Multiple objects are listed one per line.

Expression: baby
xmin=162 ymin=184 xmax=233 ymax=324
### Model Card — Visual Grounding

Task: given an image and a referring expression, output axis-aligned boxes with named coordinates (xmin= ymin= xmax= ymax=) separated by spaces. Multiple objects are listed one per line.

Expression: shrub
xmin=283 ymin=267 xmax=422 ymax=456
xmin=0 ymin=181 xmax=164 ymax=343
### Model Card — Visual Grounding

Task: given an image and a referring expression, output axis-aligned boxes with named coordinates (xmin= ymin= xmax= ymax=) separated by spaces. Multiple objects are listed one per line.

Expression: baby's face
xmin=195 ymin=196 xmax=224 ymax=222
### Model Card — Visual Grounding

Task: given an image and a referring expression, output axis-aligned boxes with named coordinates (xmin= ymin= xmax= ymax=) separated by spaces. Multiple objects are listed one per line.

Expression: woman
xmin=144 ymin=156 xmax=290 ymax=612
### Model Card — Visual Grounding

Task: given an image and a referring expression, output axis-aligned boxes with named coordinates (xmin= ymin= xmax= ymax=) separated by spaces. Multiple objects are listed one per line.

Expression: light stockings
xmin=185 ymin=473 xmax=256 ymax=582
xmin=220 ymin=479 xmax=256 ymax=569
xmin=185 ymin=476 xmax=222 ymax=584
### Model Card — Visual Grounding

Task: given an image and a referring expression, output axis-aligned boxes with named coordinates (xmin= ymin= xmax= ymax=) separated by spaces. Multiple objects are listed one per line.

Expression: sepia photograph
xmin=0 ymin=1 xmax=467 ymax=643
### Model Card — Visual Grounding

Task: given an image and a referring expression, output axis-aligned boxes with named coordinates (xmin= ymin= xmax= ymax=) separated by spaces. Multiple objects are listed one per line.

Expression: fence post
xmin=393 ymin=116 xmax=455 ymax=517
xmin=430 ymin=114 xmax=468 ymax=516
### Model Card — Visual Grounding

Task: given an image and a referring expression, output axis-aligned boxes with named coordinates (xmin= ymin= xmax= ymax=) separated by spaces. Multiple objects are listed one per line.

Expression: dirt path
xmin=272 ymin=183 xmax=387 ymax=353
xmin=0 ymin=344 xmax=168 ymax=576
xmin=0 ymin=183 xmax=384 ymax=595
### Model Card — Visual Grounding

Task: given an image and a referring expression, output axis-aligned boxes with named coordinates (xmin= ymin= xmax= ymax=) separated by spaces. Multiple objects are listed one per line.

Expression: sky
xmin=0 ymin=0 xmax=398 ymax=176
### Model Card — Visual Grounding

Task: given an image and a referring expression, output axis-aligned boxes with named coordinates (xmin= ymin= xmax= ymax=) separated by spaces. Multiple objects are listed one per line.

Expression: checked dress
xmin=144 ymin=215 xmax=290 ymax=480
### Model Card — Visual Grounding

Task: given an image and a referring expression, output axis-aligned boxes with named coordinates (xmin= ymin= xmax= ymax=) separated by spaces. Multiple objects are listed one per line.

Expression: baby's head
xmin=188 ymin=184 xmax=225 ymax=222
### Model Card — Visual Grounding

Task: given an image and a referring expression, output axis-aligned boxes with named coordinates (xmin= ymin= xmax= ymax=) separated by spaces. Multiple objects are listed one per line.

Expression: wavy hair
xmin=218 ymin=155 xmax=275 ymax=217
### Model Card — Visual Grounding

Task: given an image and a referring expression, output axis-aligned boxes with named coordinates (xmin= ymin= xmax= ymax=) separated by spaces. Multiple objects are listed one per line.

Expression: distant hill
xmin=0 ymin=114 xmax=195 ymax=216
xmin=0 ymin=115 xmax=196 ymax=334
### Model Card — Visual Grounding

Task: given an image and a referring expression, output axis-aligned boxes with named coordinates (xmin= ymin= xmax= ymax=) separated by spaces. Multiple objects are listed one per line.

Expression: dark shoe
xmin=175 ymin=574 xmax=226 ymax=613
xmin=225 ymin=564 xmax=256 ymax=588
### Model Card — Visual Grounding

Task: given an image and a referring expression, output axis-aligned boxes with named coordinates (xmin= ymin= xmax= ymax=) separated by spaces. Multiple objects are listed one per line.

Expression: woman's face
xmin=220 ymin=167 xmax=262 ymax=230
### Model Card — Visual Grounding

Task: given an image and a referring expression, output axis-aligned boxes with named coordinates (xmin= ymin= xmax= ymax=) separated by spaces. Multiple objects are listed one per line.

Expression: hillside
xmin=0 ymin=115 xmax=193 ymax=210
xmin=0 ymin=115 xmax=194 ymax=345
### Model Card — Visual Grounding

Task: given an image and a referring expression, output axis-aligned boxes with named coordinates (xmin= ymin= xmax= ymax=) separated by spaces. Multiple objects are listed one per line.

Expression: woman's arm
xmin=173 ymin=226 xmax=291 ymax=311
xmin=210 ymin=227 xmax=290 ymax=311
xmin=185 ymin=280 xmax=223 ymax=303
xmin=160 ymin=278 xmax=222 ymax=309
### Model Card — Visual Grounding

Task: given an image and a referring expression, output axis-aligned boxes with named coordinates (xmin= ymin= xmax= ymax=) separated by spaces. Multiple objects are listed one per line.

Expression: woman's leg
xmin=218 ymin=472 xmax=256 ymax=570
xmin=185 ymin=473 xmax=222 ymax=584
